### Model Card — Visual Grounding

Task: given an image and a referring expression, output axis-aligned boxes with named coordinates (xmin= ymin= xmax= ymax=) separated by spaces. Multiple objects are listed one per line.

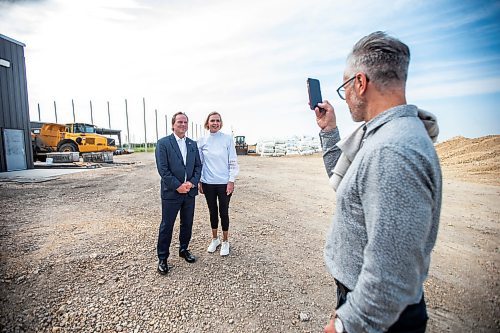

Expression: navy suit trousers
xmin=157 ymin=195 xmax=195 ymax=260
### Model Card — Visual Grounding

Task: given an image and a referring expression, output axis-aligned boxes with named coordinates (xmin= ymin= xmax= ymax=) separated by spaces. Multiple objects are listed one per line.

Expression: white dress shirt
xmin=174 ymin=133 xmax=187 ymax=181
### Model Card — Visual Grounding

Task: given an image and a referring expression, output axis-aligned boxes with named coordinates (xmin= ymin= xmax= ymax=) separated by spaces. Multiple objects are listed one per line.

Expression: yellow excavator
xmin=234 ymin=136 xmax=248 ymax=155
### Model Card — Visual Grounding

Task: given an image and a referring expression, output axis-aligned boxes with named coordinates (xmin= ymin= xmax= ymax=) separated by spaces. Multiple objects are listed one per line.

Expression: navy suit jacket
xmin=155 ymin=134 xmax=202 ymax=200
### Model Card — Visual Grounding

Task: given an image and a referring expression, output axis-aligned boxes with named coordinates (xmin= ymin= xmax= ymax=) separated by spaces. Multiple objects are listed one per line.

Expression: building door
xmin=3 ymin=129 xmax=27 ymax=171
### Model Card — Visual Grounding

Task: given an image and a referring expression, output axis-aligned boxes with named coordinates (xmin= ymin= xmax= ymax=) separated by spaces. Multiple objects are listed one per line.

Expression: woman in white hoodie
xmin=198 ymin=112 xmax=239 ymax=256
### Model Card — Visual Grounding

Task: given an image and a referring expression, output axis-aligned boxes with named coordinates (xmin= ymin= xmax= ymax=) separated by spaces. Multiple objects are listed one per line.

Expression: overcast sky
xmin=1 ymin=0 xmax=499 ymax=144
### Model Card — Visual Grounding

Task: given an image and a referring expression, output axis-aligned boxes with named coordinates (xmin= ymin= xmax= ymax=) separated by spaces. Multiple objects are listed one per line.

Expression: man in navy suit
xmin=155 ymin=112 xmax=202 ymax=274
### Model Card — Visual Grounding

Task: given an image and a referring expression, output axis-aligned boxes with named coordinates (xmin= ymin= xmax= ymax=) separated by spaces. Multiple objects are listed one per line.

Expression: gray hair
xmin=346 ymin=31 xmax=410 ymax=89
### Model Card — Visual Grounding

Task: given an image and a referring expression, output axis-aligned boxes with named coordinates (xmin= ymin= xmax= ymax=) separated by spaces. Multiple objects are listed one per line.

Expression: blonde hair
xmin=204 ymin=112 xmax=223 ymax=130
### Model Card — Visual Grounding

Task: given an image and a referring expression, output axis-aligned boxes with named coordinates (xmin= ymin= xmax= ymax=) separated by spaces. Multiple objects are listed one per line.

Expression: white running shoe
xmin=207 ymin=238 xmax=221 ymax=253
xmin=220 ymin=241 xmax=230 ymax=256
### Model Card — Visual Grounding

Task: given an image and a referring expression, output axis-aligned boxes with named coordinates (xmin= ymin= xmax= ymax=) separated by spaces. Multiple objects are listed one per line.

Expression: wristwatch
xmin=334 ymin=315 xmax=344 ymax=333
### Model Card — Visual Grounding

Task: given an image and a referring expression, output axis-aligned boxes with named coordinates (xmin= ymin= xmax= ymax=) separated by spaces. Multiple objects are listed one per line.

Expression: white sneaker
xmin=207 ymin=238 xmax=221 ymax=253
xmin=220 ymin=241 xmax=230 ymax=256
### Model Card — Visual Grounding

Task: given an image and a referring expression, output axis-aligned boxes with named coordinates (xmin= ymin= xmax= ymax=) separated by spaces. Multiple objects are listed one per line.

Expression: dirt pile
xmin=435 ymin=135 xmax=500 ymax=185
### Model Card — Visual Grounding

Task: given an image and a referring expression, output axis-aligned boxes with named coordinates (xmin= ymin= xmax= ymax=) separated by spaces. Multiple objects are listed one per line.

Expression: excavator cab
xmin=234 ymin=136 xmax=248 ymax=155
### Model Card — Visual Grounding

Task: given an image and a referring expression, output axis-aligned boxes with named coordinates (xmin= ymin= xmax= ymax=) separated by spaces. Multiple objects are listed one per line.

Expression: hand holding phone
xmin=307 ymin=78 xmax=323 ymax=110
xmin=315 ymin=100 xmax=337 ymax=132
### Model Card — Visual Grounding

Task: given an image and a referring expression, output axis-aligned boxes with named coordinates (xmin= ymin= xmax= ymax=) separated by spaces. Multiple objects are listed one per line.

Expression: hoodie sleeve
xmin=228 ymin=135 xmax=239 ymax=182
xmin=319 ymin=128 xmax=341 ymax=178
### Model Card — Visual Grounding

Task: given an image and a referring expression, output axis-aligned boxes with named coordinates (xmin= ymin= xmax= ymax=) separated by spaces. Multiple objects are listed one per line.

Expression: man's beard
xmin=348 ymin=92 xmax=367 ymax=122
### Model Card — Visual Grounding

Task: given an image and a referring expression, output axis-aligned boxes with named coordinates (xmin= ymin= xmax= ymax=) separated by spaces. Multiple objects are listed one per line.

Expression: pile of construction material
xmin=46 ymin=152 xmax=80 ymax=163
xmin=82 ymin=151 xmax=114 ymax=163
xmin=256 ymin=136 xmax=321 ymax=157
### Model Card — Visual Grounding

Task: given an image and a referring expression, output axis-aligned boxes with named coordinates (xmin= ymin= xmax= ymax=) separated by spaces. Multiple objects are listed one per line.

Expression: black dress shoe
xmin=179 ymin=249 xmax=196 ymax=263
xmin=157 ymin=260 xmax=169 ymax=275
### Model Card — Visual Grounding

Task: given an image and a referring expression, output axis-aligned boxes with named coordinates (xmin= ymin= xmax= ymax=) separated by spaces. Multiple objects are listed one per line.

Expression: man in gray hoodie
xmin=316 ymin=32 xmax=442 ymax=333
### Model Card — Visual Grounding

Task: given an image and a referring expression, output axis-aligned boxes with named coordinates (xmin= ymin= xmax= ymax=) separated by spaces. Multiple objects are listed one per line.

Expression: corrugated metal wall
xmin=0 ymin=34 xmax=33 ymax=172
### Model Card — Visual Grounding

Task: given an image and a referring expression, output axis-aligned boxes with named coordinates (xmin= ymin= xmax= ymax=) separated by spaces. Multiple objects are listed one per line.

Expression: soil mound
xmin=436 ymin=135 xmax=500 ymax=185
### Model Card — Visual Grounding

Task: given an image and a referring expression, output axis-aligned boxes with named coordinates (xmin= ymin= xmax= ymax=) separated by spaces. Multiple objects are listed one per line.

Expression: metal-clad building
xmin=0 ymin=34 xmax=33 ymax=172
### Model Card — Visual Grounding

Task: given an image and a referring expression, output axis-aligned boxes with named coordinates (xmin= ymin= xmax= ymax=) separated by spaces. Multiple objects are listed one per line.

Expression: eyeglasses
xmin=336 ymin=76 xmax=356 ymax=100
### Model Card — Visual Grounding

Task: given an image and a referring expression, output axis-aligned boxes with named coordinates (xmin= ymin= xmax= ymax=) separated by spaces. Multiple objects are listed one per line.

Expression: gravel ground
xmin=0 ymin=152 xmax=498 ymax=332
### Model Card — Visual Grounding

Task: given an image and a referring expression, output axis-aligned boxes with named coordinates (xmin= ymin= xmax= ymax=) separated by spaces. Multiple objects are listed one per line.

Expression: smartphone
xmin=307 ymin=78 xmax=322 ymax=110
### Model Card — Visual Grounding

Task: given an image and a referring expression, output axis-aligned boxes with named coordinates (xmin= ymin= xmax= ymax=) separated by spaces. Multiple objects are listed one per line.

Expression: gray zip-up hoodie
xmin=320 ymin=104 xmax=442 ymax=333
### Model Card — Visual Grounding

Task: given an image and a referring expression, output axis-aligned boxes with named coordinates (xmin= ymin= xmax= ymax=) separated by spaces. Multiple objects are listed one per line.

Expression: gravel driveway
xmin=0 ymin=152 xmax=498 ymax=332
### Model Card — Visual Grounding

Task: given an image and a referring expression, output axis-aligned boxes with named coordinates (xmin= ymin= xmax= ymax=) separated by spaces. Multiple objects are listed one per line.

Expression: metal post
xmin=90 ymin=100 xmax=94 ymax=125
xmin=37 ymin=103 xmax=41 ymax=121
xmin=155 ymin=109 xmax=159 ymax=143
xmin=125 ymin=99 xmax=130 ymax=146
xmin=165 ymin=115 xmax=168 ymax=136
xmin=72 ymin=99 xmax=75 ymax=122
xmin=143 ymin=97 xmax=147 ymax=152
xmin=53 ymin=101 xmax=58 ymax=123
xmin=107 ymin=101 xmax=111 ymax=129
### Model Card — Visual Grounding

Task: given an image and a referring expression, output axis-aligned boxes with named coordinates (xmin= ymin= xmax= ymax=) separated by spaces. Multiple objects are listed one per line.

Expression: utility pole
xmin=155 ymin=109 xmax=159 ymax=143
xmin=143 ymin=97 xmax=147 ymax=152
xmin=165 ymin=115 xmax=168 ymax=136
xmin=125 ymin=99 xmax=130 ymax=147
xmin=90 ymin=100 xmax=94 ymax=125
xmin=53 ymin=101 xmax=58 ymax=123
xmin=108 ymin=101 xmax=111 ymax=128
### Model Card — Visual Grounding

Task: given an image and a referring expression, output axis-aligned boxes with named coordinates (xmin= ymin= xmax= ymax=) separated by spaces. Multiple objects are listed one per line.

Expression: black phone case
xmin=307 ymin=78 xmax=322 ymax=110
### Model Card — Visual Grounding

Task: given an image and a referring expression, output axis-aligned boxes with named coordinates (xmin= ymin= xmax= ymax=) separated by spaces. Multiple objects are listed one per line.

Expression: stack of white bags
xmin=256 ymin=136 xmax=321 ymax=157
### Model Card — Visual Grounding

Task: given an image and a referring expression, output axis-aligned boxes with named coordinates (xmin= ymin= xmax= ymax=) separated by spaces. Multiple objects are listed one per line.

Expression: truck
xmin=31 ymin=122 xmax=117 ymax=162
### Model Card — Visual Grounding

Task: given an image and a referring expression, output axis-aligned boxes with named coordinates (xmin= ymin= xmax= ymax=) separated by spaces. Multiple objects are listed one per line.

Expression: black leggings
xmin=202 ymin=183 xmax=232 ymax=232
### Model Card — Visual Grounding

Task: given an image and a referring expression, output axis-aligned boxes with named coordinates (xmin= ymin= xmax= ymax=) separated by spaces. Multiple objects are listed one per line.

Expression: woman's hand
xmin=226 ymin=182 xmax=234 ymax=195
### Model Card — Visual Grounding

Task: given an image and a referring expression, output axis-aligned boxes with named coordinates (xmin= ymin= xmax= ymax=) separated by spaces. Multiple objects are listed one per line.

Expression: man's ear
xmin=356 ymin=73 xmax=368 ymax=95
